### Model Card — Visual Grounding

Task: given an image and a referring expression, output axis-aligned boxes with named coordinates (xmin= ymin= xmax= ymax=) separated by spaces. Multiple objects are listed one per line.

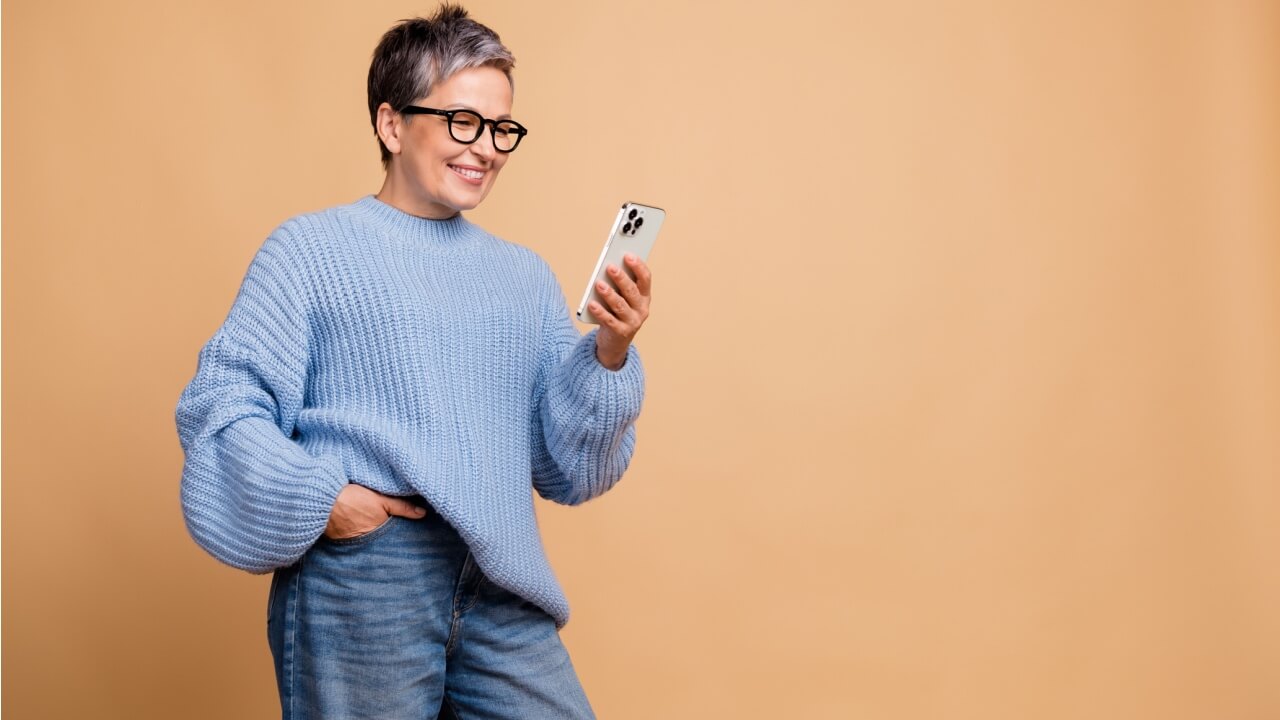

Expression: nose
xmin=468 ymin=124 xmax=497 ymax=161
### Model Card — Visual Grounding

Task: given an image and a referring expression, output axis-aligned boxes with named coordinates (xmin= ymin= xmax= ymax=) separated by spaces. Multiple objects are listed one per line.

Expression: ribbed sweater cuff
xmin=562 ymin=328 xmax=645 ymax=425
xmin=179 ymin=421 xmax=349 ymax=574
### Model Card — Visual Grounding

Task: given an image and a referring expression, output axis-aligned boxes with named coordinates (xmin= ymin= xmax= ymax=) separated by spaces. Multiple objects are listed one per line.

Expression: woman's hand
xmin=324 ymin=484 xmax=427 ymax=540
xmin=588 ymin=253 xmax=652 ymax=370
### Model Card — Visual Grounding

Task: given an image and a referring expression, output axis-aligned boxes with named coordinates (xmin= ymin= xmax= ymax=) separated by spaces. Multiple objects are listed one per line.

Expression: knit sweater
xmin=175 ymin=194 xmax=644 ymax=628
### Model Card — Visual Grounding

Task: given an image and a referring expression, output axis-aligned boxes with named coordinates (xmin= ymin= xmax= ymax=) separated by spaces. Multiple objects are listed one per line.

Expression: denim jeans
xmin=266 ymin=496 xmax=596 ymax=719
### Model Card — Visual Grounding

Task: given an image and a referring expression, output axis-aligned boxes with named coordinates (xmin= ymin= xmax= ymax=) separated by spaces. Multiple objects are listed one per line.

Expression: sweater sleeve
xmin=530 ymin=275 xmax=646 ymax=506
xmin=175 ymin=224 xmax=347 ymax=574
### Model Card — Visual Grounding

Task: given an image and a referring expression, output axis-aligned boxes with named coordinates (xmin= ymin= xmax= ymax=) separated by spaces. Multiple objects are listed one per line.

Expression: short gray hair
xmin=367 ymin=3 xmax=516 ymax=170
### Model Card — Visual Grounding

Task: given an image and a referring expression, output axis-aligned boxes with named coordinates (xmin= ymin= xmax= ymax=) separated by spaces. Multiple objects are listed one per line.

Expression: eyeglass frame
xmin=398 ymin=105 xmax=529 ymax=153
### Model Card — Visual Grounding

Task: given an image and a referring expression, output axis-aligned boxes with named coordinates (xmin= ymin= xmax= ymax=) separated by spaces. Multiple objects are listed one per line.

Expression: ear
xmin=375 ymin=102 xmax=403 ymax=155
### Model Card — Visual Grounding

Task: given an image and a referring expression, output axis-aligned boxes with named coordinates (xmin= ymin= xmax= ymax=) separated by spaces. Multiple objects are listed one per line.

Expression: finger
xmin=588 ymin=300 xmax=629 ymax=335
xmin=624 ymin=254 xmax=652 ymax=297
xmin=611 ymin=259 xmax=650 ymax=323
xmin=596 ymin=279 xmax=636 ymax=323
xmin=606 ymin=262 xmax=643 ymax=308
xmin=387 ymin=497 xmax=428 ymax=518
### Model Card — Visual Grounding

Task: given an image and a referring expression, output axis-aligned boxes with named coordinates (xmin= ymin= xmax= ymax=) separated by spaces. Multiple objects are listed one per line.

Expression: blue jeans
xmin=266 ymin=496 xmax=596 ymax=719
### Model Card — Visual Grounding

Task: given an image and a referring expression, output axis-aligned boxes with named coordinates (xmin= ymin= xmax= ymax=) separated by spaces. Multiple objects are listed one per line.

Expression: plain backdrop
xmin=3 ymin=0 xmax=1278 ymax=718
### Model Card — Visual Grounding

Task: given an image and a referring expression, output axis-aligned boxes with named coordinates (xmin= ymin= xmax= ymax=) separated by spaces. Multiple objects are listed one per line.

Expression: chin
xmin=447 ymin=197 xmax=482 ymax=212
xmin=453 ymin=190 xmax=492 ymax=211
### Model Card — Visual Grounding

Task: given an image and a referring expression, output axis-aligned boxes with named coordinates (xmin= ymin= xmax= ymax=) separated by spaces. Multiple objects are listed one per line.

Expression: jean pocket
xmin=323 ymin=515 xmax=398 ymax=546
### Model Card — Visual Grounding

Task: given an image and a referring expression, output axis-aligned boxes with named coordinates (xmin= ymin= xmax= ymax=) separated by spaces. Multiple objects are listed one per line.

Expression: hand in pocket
xmin=324 ymin=484 xmax=428 ymax=540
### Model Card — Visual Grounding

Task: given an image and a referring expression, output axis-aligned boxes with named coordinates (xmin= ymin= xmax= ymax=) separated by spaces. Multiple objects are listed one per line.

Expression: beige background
xmin=4 ymin=0 xmax=1278 ymax=717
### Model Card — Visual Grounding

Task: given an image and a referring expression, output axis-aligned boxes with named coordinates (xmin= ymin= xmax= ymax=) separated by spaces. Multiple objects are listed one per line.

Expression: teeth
xmin=451 ymin=165 xmax=484 ymax=180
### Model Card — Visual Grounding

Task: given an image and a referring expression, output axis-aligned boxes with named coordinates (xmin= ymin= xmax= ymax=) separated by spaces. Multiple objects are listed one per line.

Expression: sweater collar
xmin=351 ymin=194 xmax=479 ymax=245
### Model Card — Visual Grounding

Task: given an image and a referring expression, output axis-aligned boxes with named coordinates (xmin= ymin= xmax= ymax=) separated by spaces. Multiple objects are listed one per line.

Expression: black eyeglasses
xmin=399 ymin=105 xmax=528 ymax=153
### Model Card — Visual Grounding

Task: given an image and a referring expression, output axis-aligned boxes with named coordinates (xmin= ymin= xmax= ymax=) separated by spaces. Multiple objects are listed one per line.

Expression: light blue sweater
xmin=175 ymin=194 xmax=644 ymax=628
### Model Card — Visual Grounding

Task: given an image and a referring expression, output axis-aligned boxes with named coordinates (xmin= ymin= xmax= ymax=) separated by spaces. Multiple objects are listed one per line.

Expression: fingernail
xmin=597 ymin=281 xmax=608 ymax=291
xmin=414 ymin=507 xmax=426 ymax=515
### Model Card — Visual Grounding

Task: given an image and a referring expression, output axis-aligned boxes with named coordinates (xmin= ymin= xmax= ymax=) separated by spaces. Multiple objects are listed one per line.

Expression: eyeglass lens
xmin=447 ymin=110 xmax=523 ymax=152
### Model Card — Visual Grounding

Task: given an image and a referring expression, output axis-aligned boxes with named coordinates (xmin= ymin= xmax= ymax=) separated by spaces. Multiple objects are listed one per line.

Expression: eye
xmin=452 ymin=114 xmax=479 ymax=130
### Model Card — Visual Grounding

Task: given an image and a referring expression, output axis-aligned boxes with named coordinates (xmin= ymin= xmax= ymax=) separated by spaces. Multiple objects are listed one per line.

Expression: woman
xmin=175 ymin=5 xmax=651 ymax=718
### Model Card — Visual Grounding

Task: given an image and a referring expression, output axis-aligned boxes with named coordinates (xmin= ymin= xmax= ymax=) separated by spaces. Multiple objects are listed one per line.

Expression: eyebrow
xmin=444 ymin=103 xmax=512 ymax=121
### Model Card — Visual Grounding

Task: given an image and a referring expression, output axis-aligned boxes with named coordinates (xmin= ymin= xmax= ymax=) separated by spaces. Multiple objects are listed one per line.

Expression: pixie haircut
xmin=367 ymin=4 xmax=515 ymax=170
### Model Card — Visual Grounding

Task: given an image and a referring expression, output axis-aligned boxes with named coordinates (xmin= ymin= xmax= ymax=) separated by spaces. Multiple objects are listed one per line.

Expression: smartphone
xmin=575 ymin=202 xmax=665 ymax=323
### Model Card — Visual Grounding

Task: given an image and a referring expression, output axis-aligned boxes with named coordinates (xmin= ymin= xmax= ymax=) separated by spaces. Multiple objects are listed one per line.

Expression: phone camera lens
xmin=628 ymin=208 xmax=638 ymax=220
xmin=623 ymin=222 xmax=633 ymax=234
xmin=634 ymin=217 xmax=644 ymax=229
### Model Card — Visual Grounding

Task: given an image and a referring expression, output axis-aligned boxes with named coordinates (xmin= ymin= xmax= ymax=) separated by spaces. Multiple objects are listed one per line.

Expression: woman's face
xmin=390 ymin=66 xmax=514 ymax=218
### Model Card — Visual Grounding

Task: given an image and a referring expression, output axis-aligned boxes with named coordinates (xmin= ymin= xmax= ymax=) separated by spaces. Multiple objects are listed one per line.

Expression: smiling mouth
xmin=449 ymin=164 xmax=485 ymax=181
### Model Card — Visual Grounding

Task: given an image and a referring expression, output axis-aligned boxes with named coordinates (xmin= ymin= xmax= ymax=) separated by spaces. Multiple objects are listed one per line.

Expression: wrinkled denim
xmin=267 ymin=497 xmax=595 ymax=719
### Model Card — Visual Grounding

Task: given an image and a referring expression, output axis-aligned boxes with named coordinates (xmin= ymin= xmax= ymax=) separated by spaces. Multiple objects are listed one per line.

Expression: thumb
xmin=387 ymin=497 xmax=429 ymax=519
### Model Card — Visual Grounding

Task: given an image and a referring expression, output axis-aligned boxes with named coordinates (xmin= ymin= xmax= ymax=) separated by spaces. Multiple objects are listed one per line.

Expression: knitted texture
xmin=175 ymin=194 xmax=644 ymax=628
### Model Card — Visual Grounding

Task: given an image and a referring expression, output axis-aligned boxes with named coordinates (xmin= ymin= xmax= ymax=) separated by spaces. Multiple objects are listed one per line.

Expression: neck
xmin=376 ymin=170 xmax=459 ymax=220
